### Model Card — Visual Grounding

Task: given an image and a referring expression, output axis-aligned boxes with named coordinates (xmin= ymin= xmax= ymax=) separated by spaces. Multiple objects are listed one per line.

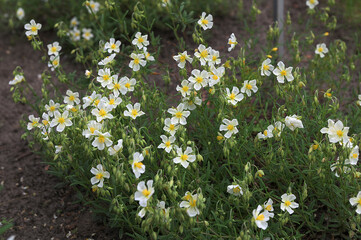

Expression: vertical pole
xmin=277 ymin=0 xmax=285 ymax=57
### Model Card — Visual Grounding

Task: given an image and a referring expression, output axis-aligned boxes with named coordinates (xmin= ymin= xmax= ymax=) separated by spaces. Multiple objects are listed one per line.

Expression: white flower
xmin=228 ymin=33 xmax=238 ymax=52
xmin=280 ymin=193 xmax=299 ymax=214
xmin=45 ymin=100 xmax=60 ymax=117
xmin=198 ymin=12 xmax=213 ymax=30
xmin=64 ymin=90 xmax=80 ymax=106
xmin=27 ymin=115 xmax=40 ymax=130
xmin=129 ymin=53 xmax=146 ymax=72
xmin=263 ymin=198 xmax=274 ymax=218
xmin=92 ymin=131 xmax=112 ymax=150
xmin=226 ymin=87 xmax=244 ymax=105
xmin=124 ymin=103 xmax=145 ymax=119
xmin=163 ymin=118 xmax=179 ymax=136
xmin=257 ymin=125 xmax=274 ymax=139
xmin=260 ymin=58 xmax=274 ymax=76
xmin=131 ymin=152 xmax=146 ymax=179
xmin=253 ymin=205 xmax=271 ymax=230
xmin=285 ymin=115 xmax=304 ymax=131
xmin=86 ymin=0 xmax=100 ymax=13
xmin=50 ymin=111 xmax=72 ymax=132
xmin=138 ymin=208 xmax=147 ymax=218
xmin=48 ymin=55 xmax=60 ymax=71
xmin=273 ymin=121 xmax=285 ymax=137
xmin=320 ymin=119 xmax=349 ymax=143
xmin=182 ymin=96 xmax=202 ymax=111
xmin=173 ymin=51 xmax=192 ymax=69
xmin=9 ymin=74 xmax=24 ymax=85
xmin=208 ymin=49 xmax=221 ymax=66
xmin=357 ymin=95 xmax=361 ymax=106
xmin=158 ymin=135 xmax=176 ymax=153
xmin=101 ymin=94 xmax=122 ymax=110
xmin=227 ymin=184 xmax=243 ymax=196
xmin=188 ymin=69 xmax=209 ymax=90
xmin=132 ymin=32 xmax=149 ymax=49
xmin=104 ymin=38 xmax=121 ymax=53
xmin=173 ymin=146 xmax=196 ymax=168
xmin=97 ymin=68 xmax=113 ymax=87
xmin=108 ymin=139 xmax=123 ymax=155
xmin=90 ymin=164 xmax=110 ymax=188
xmin=349 ymin=191 xmax=361 ymax=214
xmin=241 ymin=80 xmax=258 ymax=97
xmin=331 ymin=158 xmax=351 ymax=177
xmin=41 ymin=127 xmax=51 ymax=140
xmin=273 ymin=61 xmax=294 ymax=83
xmin=40 ymin=112 xmax=50 ymax=129
xmin=134 ymin=180 xmax=155 ymax=207
xmin=24 ymin=19 xmax=41 ymax=36
xmin=306 ymin=0 xmax=319 ymax=9
xmin=117 ymin=76 xmax=136 ymax=95
xmin=143 ymin=47 xmax=155 ymax=62
xmin=167 ymin=103 xmax=190 ymax=125
xmin=91 ymin=102 xmax=114 ymax=122
xmin=82 ymin=120 xmax=103 ymax=138
xmin=82 ymin=91 xmax=101 ymax=109
xmin=220 ymin=118 xmax=239 ymax=138
xmin=16 ymin=8 xmax=25 ymax=20
xmin=315 ymin=43 xmax=328 ymax=58
xmin=82 ymin=28 xmax=93 ymax=40
xmin=98 ymin=53 xmax=116 ymax=66
xmin=69 ymin=27 xmax=81 ymax=41
xmin=349 ymin=146 xmax=359 ymax=165
xmin=70 ymin=17 xmax=79 ymax=27
xmin=194 ymin=44 xmax=211 ymax=66
xmin=55 ymin=145 xmax=62 ymax=154
xmin=47 ymin=42 xmax=62 ymax=56
xmin=180 ymin=192 xmax=200 ymax=217
xmin=208 ymin=66 xmax=225 ymax=87
xmin=157 ymin=201 xmax=170 ymax=220
xmin=176 ymin=80 xmax=193 ymax=97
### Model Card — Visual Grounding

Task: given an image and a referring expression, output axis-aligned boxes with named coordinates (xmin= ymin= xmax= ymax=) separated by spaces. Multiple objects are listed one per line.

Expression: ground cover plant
xmin=4 ymin=0 xmax=361 ymax=239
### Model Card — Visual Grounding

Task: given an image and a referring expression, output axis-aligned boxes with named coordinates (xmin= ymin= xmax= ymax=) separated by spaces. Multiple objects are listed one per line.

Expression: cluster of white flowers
xmin=257 ymin=121 xmax=285 ymax=139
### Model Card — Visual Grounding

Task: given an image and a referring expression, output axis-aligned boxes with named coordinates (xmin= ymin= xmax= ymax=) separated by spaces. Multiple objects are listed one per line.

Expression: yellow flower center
xmin=228 ymin=40 xmax=236 ymax=45
xmin=246 ymin=84 xmax=252 ymax=90
xmin=94 ymin=99 xmax=100 ymax=106
xmin=96 ymin=172 xmax=103 ymax=180
xmin=90 ymin=127 xmax=96 ymax=133
xmin=312 ymin=144 xmax=319 ymax=150
xmin=266 ymin=205 xmax=272 ymax=211
xmin=280 ymin=70 xmax=287 ymax=76
xmin=134 ymin=162 xmax=144 ymax=169
xmin=109 ymin=99 xmax=115 ymax=105
xmin=90 ymin=3 xmax=95 ymax=9
xmin=285 ymin=200 xmax=291 ymax=207
xmin=180 ymin=154 xmax=188 ymax=161
xmin=138 ymin=37 xmax=144 ymax=43
xmin=42 ymin=120 xmax=49 ymax=126
xmin=264 ymin=130 xmax=268 ymax=136
xmin=142 ymin=188 xmax=151 ymax=197
xmin=114 ymin=83 xmax=120 ymax=90
xmin=71 ymin=107 xmax=77 ymax=112
xmin=180 ymin=55 xmax=186 ymax=62
xmin=190 ymin=199 xmax=197 ymax=207
xmin=217 ymin=135 xmax=223 ymax=141
xmin=125 ymin=83 xmax=131 ymax=88
xmin=182 ymin=85 xmax=189 ymax=92
xmin=31 ymin=26 xmax=37 ymax=32
xmin=50 ymin=106 xmax=56 ymax=111
xmin=58 ymin=117 xmax=65 ymax=124
xmin=85 ymin=32 xmax=90 ymax=37
xmin=134 ymin=58 xmax=140 ymax=65
xmin=196 ymin=77 xmax=203 ymax=83
xmin=69 ymin=95 xmax=75 ymax=101
xmin=201 ymin=19 xmax=209 ymax=25
xmin=229 ymin=93 xmax=236 ymax=100
xmin=263 ymin=65 xmax=270 ymax=70
xmin=32 ymin=120 xmax=38 ymax=126
xmin=175 ymin=111 xmax=183 ymax=118
xmin=131 ymin=109 xmax=138 ymax=117
xmin=51 ymin=46 xmax=57 ymax=52
xmin=212 ymin=55 xmax=217 ymax=61
xmin=310 ymin=0 xmax=315 ymax=4
xmin=326 ymin=92 xmax=332 ymax=97
xmin=200 ymin=50 xmax=208 ymax=58
xmin=111 ymin=43 xmax=116 ymax=49
xmin=212 ymin=75 xmax=218 ymax=80
xmin=169 ymin=124 xmax=175 ymax=130
xmin=165 ymin=141 xmax=171 ymax=147
xmin=318 ymin=47 xmax=323 ymax=53
xmin=233 ymin=187 xmax=240 ymax=193
xmin=103 ymin=75 xmax=110 ymax=81
xmin=358 ymin=199 xmax=361 ymax=205
xmin=98 ymin=135 xmax=105 ymax=143
xmin=183 ymin=194 xmax=191 ymax=201
xmin=53 ymin=60 xmax=59 ymax=66
xmin=256 ymin=214 xmax=265 ymax=221
xmin=353 ymin=153 xmax=358 ymax=159
xmin=227 ymin=124 xmax=234 ymax=131
xmin=337 ymin=130 xmax=343 ymax=137
xmin=99 ymin=109 xmax=106 ymax=117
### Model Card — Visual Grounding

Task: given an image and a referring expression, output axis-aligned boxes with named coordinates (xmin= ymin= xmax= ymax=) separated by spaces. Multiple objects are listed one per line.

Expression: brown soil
xmin=0 ymin=0 xmax=359 ymax=239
